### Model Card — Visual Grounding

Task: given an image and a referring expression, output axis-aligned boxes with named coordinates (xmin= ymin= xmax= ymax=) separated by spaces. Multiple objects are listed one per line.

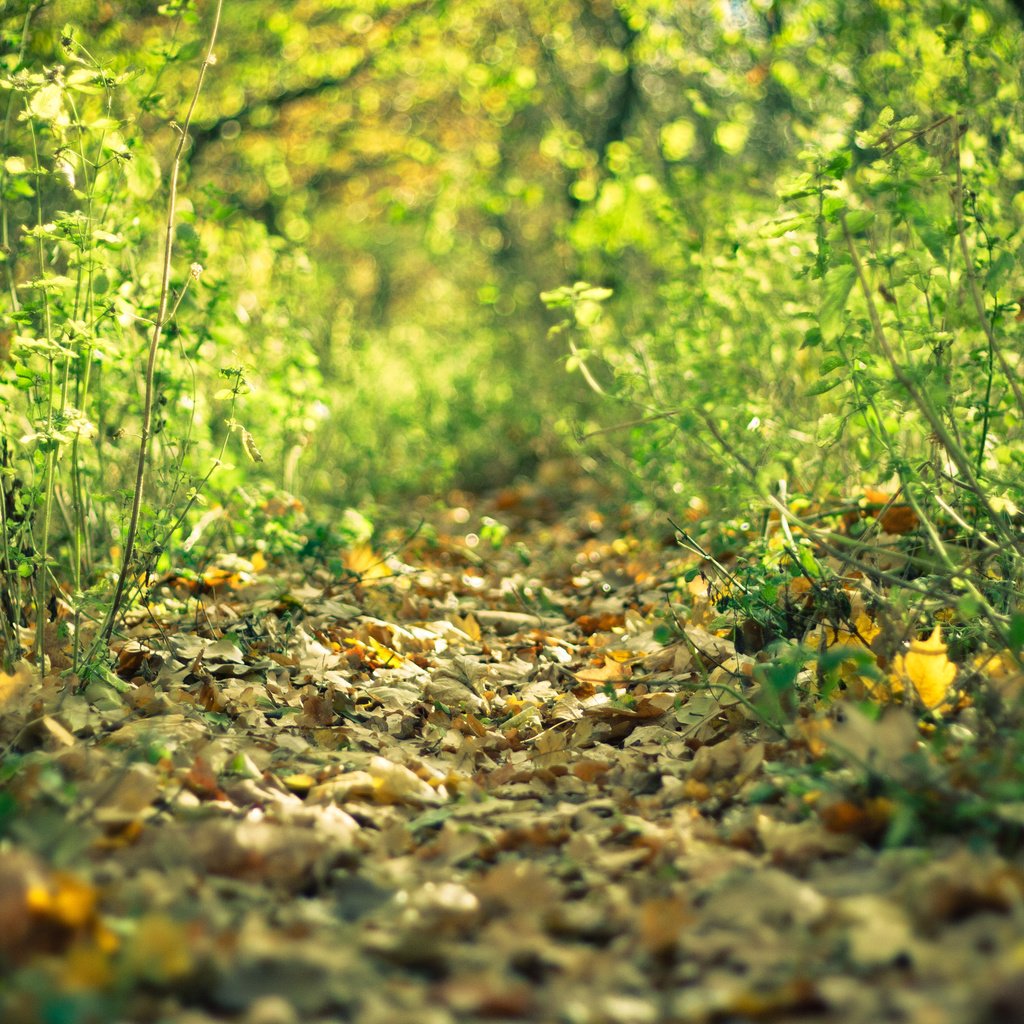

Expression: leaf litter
xmin=2 ymin=488 xmax=1024 ymax=1024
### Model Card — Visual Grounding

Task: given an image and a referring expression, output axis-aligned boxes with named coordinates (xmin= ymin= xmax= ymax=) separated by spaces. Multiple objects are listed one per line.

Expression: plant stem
xmin=946 ymin=118 xmax=1024 ymax=471
xmin=26 ymin=113 xmax=57 ymax=676
xmin=842 ymin=219 xmax=1020 ymax=557
xmin=101 ymin=0 xmax=224 ymax=645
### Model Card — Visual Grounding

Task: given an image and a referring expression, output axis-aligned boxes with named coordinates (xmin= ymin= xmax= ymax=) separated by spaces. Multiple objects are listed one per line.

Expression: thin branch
xmin=842 ymin=217 xmax=1021 ymax=556
xmin=101 ymin=0 xmax=224 ymax=645
xmin=950 ymin=116 xmax=1024 ymax=418
xmin=579 ymin=408 xmax=681 ymax=439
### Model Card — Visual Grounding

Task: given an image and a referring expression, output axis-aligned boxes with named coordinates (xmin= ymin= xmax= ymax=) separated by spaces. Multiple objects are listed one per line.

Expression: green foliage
xmin=0 ymin=4 xmax=322 ymax=671
xmin=4 ymin=0 xmax=1024 ymax=683
xmin=552 ymin=0 xmax=1024 ymax=650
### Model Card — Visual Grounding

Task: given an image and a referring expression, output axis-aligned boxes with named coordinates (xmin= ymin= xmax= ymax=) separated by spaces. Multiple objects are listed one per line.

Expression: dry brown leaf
xmin=0 ymin=662 xmax=33 ymax=710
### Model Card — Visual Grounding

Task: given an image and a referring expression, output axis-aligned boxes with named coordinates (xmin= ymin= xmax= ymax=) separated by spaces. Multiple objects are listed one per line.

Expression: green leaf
xmin=575 ymin=299 xmax=605 ymax=326
xmin=843 ymin=210 xmax=874 ymax=234
xmin=28 ymin=84 xmax=64 ymax=121
xmin=653 ymin=623 xmax=674 ymax=644
xmin=819 ymin=354 xmax=847 ymax=375
xmin=540 ymin=287 xmax=573 ymax=308
xmin=806 ymin=376 xmax=845 ymax=396
xmin=28 ymin=84 xmax=65 ymax=122
xmin=761 ymin=213 xmax=809 ymax=237
xmin=66 ymin=68 xmax=105 ymax=94
xmin=781 ymin=186 xmax=820 ymax=201
xmin=824 ymin=152 xmax=851 ymax=179
xmin=822 ymin=196 xmax=848 ymax=222
xmin=820 ymin=265 xmax=857 ymax=341
xmin=797 ymin=545 xmax=821 ymax=578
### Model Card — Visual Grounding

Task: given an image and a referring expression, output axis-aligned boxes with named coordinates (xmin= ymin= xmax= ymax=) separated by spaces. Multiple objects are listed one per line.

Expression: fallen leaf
xmin=122 ymin=913 xmax=195 ymax=984
xmin=283 ymin=773 xmax=317 ymax=795
xmin=182 ymin=755 xmax=227 ymax=801
xmin=862 ymin=487 xmax=919 ymax=534
xmin=369 ymin=756 xmax=447 ymax=806
xmin=27 ymin=871 xmax=98 ymax=929
xmin=891 ymin=626 xmax=956 ymax=710
xmin=0 ymin=662 xmax=33 ymax=709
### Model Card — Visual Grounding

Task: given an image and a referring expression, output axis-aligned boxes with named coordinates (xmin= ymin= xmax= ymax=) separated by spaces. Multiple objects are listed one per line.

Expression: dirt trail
xmin=2 ymin=490 xmax=1023 ymax=1023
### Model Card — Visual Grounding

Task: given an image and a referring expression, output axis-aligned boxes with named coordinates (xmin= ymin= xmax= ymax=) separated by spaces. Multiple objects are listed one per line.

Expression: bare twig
xmin=950 ymin=116 xmax=1024 ymax=419
xmin=101 ymin=1 xmax=224 ymax=645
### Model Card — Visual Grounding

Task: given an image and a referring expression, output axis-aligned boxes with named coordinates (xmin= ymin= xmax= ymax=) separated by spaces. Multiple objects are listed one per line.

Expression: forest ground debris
xmin=2 ymin=483 xmax=1024 ymax=1024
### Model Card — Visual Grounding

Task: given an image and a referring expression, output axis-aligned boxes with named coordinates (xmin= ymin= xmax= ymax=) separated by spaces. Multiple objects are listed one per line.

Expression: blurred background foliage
xmin=3 ymin=0 xmax=1024 ymax=850
xmin=3 ymin=0 xmax=1024 ymax=526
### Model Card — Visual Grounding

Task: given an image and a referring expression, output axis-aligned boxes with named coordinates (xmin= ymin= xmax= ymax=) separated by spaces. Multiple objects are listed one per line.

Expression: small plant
xmin=549 ymin=1 xmax=1024 ymax=664
xmin=0 ymin=3 xmax=263 ymax=676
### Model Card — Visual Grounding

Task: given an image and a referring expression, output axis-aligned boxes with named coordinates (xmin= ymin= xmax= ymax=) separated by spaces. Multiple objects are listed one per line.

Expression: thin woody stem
xmin=101 ymin=1 xmax=224 ymax=644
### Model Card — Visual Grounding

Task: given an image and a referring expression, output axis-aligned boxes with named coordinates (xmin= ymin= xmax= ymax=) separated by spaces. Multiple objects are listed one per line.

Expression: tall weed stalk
xmin=0 ymin=3 xmax=230 ymax=677
xmin=100 ymin=0 xmax=223 ymax=645
xmin=549 ymin=3 xmax=1024 ymax=659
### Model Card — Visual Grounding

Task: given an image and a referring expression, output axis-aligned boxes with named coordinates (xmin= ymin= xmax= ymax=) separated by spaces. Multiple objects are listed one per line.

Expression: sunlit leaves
xmin=540 ymin=282 xmax=613 ymax=309
xmin=819 ymin=265 xmax=856 ymax=341
xmin=26 ymin=83 xmax=65 ymax=122
xmin=714 ymin=120 xmax=749 ymax=155
xmin=660 ymin=119 xmax=695 ymax=161
xmin=124 ymin=148 xmax=161 ymax=199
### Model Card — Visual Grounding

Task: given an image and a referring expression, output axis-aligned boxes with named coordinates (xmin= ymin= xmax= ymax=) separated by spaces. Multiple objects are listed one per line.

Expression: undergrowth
xmin=0 ymin=5 xmax=323 ymax=677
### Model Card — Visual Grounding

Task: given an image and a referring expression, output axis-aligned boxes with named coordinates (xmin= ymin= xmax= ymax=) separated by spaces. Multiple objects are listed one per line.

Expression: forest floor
xmin=2 ymin=479 xmax=1024 ymax=1024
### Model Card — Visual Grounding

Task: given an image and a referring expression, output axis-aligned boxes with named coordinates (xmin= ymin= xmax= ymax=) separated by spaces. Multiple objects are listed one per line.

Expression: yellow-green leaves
xmin=660 ymin=119 xmax=696 ymax=161
xmin=27 ymin=84 xmax=64 ymax=122
xmin=819 ymin=265 xmax=856 ymax=341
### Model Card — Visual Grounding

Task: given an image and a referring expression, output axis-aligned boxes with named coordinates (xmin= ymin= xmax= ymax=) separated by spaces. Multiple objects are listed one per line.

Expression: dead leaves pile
xmin=2 ymin=497 xmax=1024 ymax=1024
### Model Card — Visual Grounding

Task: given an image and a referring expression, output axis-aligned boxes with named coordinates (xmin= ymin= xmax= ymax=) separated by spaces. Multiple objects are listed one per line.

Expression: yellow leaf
xmin=452 ymin=612 xmax=481 ymax=641
xmin=811 ymin=611 xmax=879 ymax=651
xmin=605 ymin=649 xmax=636 ymax=663
xmin=343 ymin=544 xmax=389 ymax=581
xmin=369 ymin=756 xmax=445 ymax=806
xmin=0 ymin=663 xmax=33 ymax=709
xmin=890 ymin=626 xmax=956 ymax=711
xmin=283 ymin=773 xmax=317 ymax=795
xmin=27 ymin=872 xmax=97 ymax=928
xmin=852 ymin=612 xmax=881 ymax=646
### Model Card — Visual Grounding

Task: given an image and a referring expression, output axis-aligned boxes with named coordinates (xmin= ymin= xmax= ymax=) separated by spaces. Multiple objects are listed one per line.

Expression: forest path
xmin=1 ymin=483 xmax=1022 ymax=1024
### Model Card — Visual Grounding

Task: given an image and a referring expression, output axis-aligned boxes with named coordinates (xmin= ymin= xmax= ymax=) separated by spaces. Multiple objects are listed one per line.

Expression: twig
xmin=101 ymin=1 xmax=224 ymax=645
xmin=950 ymin=117 xmax=1024 ymax=419
xmin=842 ymin=217 xmax=1020 ymax=559
xmin=578 ymin=408 xmax=681 ymax=440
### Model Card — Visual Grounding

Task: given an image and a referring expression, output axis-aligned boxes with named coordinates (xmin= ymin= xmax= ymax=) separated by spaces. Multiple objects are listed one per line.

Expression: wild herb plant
xmin=780 ymin=109 xmax=1024 ymax=650
xmin=551 ymin=1 xmax=1024 ymax=659
xmin=0 ymin=2 xmax=254 ymax=676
